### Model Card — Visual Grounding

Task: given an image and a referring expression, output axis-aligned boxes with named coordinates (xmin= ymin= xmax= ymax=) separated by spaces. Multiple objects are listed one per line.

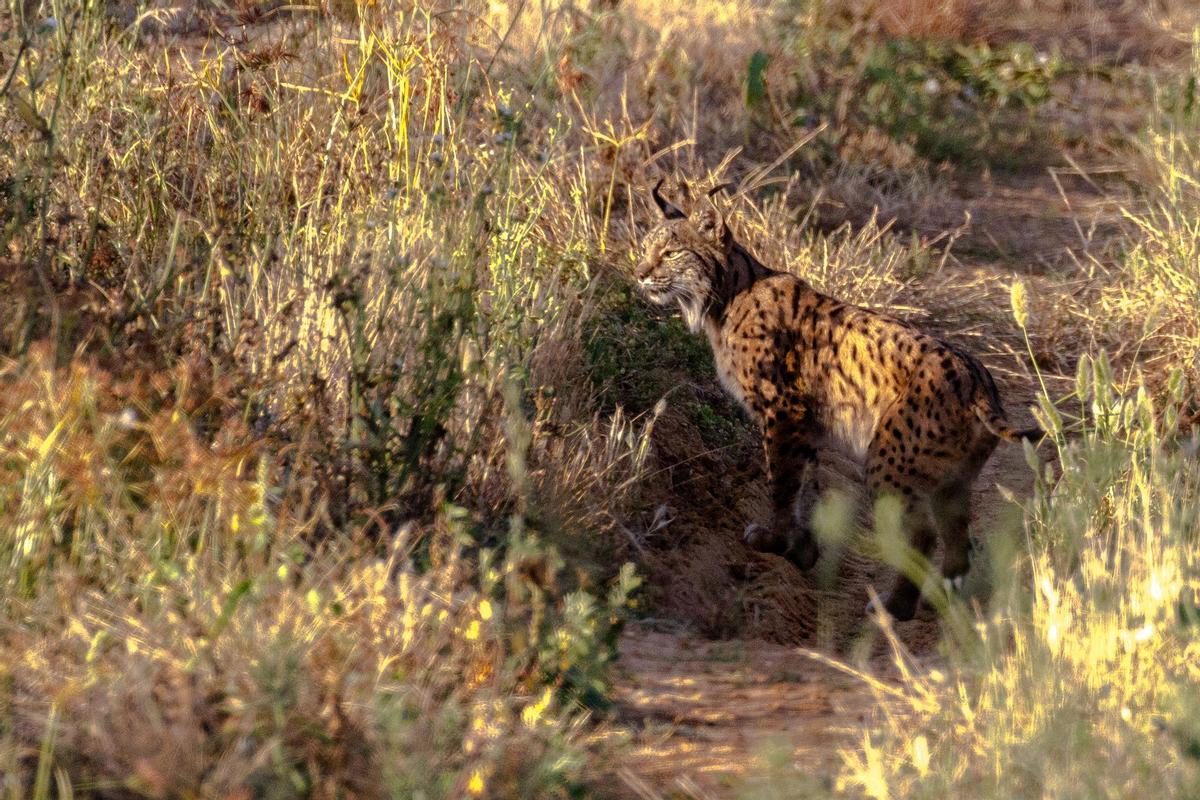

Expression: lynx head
xmin=635 ymin=180 xmax=732 ymax=331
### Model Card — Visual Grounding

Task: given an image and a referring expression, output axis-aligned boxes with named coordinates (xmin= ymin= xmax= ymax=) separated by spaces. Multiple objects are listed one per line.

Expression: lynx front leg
xmin=743 ymin=410 xmax=821 ymax=570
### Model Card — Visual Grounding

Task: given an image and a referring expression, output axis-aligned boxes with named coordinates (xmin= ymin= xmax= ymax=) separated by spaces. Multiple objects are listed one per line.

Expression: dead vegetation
xmin=1 ymin=0 xmax=1198 ymax=796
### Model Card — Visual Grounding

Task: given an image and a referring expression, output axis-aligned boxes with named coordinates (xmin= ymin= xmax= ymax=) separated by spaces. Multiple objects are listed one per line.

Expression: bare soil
xmin=611 ymin=626 xmax=880 ymax=799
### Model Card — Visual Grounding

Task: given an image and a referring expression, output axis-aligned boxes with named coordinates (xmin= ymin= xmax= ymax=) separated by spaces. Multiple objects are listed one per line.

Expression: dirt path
xmin=611 ymin=627 xmax=880 ymax=799
xmin=608 ymin=157 xmax=1118 ymax=796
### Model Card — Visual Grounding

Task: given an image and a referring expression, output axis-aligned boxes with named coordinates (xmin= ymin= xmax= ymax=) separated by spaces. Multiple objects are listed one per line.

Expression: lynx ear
xmin=652 ymin=178 xmax=685 ymax=219
xmin=692 ymin=198 xmax=729 ymax=245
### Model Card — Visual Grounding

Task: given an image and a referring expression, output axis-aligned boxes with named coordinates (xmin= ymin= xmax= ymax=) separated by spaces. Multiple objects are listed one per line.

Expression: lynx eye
xmin=663 ymin=250 xmax=687 ymax=260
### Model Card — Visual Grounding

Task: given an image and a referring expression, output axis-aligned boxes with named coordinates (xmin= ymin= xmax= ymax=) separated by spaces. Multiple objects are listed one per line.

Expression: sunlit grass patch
xmin=836 ymin=360 xmax=1200 ymax=799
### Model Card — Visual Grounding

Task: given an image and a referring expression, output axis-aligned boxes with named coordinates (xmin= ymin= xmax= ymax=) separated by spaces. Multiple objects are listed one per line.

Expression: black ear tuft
xmin=652 ymin=178 xmax=685 ymax=219
xmin=706 ymin=182 xmax=735 ymax=199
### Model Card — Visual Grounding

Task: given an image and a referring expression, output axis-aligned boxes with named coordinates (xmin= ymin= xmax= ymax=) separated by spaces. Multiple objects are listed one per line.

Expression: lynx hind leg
xmin=864 ymin=411 xmax=944 ymax=620
xmin=933 ymin=437 xmax=996 ymax=592
xmin=874 ymin=499 xmax=938 ymax=622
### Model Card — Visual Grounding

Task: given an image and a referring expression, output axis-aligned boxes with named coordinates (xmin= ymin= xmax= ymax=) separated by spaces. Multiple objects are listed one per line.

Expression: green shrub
xmin=773 ymin=7 xmax=1062 ymax=167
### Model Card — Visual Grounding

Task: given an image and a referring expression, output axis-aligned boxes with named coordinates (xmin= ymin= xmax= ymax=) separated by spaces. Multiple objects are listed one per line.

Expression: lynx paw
xmin=743 ymin=522 xmax=785 ymax=554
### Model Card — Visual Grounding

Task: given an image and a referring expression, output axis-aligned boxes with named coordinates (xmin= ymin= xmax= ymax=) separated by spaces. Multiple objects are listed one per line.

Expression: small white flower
xmin=923 ymin=78 xmax=941 ymax=95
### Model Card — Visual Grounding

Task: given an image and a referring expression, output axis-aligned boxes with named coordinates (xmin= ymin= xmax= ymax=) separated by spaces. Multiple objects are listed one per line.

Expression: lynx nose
xmin=634 ymin=259 xmax=654 ymax=282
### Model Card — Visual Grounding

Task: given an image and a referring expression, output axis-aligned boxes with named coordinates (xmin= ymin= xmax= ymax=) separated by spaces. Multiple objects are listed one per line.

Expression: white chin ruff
xmin=678 ymin=297 xmax=705 ymax=333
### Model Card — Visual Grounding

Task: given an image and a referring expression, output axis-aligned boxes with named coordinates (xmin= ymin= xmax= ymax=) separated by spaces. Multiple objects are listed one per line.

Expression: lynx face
xmin=635 ymin=184 xmax=731 ymax=331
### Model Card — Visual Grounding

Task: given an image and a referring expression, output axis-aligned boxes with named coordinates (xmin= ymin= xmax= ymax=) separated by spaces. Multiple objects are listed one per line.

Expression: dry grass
xmin=0 ymin=345 xmax=642 ymax=796
xmin=0 ymin=0 xmax=1198 ymax=796
xmin=1094 ymin=128 xmax=1200 ymax=388
xmin=0 ymin=3 xmax=656 ymax=794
